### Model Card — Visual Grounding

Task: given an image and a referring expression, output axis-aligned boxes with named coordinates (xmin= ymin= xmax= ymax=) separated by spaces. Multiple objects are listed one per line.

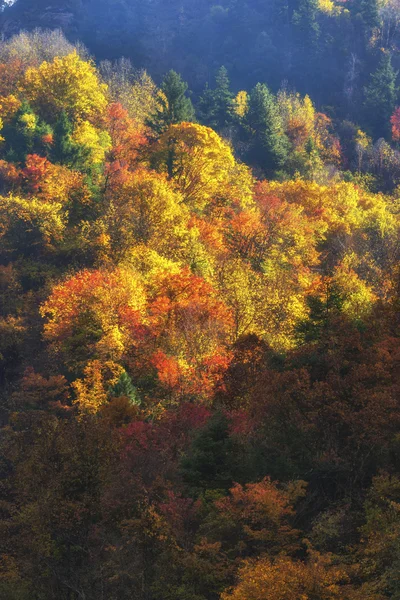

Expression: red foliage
xmin=22 ymin=154 xmax=50 ymax=193
xmin=105 ymin=102 xmax=147 ymax=168
xmin=391 ymin=107 xmax=400 ymax=141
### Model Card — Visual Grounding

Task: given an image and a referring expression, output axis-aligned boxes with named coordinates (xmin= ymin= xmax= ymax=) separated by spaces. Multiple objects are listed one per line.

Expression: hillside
xmin=0 ymin=22 xmax=399 ymax=600
xmin=1 ymin=0 xmax=400 ymax=134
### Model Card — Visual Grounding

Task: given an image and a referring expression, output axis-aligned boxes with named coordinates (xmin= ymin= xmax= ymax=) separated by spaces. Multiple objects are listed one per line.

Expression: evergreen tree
xmin=2 ymin=101 xmax=37 ymax=163
xmin=364 ymin=52 xmax=398 ymax=139
xmin=109 ymin=371 xmax=140 ymax=406
xmin=246 ymin=83 xmax=289 ymax=176
xmin=50 ymin=110 xmax=89 ymax=169
xmin=199 ymin=66 xmax=234 ymax=130
xmin=180 ymin=412 xmax=237 ymax=496
xmin=292 ymin=0 xmax=320 ymax=51
xmin=149 ymin=70 xmax=195 ymax=133
xmin=352 ymin=0 xmax=380 ymax=32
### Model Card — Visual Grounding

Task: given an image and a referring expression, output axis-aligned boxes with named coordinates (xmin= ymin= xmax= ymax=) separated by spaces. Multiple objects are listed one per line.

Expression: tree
xmin=0 ymin=193 xmax=66 ymax=258
xmin=364 ymin=52 xmax=398 ymax=139
xmin=151 ymin=122 xmax=244 ymax=211
xmin=50 ymin=111 xmax=90 ymax=169
xmin=292 ymin=0 xmax=320 ymax=51
xmin=21 ymin=51 xmax=108 ymax=123
xmin=109 ymin=370 xmax=140 ymax=406
xmin=148 ymin=268 xmax=233 ymax=401
xmin=1 ymin=100 xmax=50 ymax=163
xmin=180 ymin=411 xmax=236 ymax=494
xmin=105 ymin=102 xmax=147 ymax=167
xmin=40 ymin=268 xmax=147 ymax=371
xmin=353 ymin=0 xmax=380 ymax=32
xmin=221 ymin=551 xmax=350 ymax=600
xmin=199 ymin=66 xmax=234 ymax=130
xmin=149 ymin=70 xmax=195 ymax=133
xmin=391 ymin=106 xmax=400 ymax=141
xmin=103 ymin=167 xmax=188 ymax=261
xmin=246 ymin=83 xmax=289 ymax=176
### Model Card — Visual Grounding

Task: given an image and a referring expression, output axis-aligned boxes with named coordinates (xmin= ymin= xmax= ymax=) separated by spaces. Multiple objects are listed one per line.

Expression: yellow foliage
xmin=21 ymin=51 xmax=108 ymax=122
xmin=127 ymin=70 xmax=158 ymax=125
xmin=122 ymin=244 xmax=181 ymax=280
xmin=72 ymin=359 xmax=123 ymax=414
xmin=277 ymin=90 xmax=316 ymax=150
xmin=153 ymin=122 xmax=249 ymax=212
xmin=355 ymin=129 xmax=371 ymax=151
xmin=333 ymin=261 xmax=377 ymax=320
xmin=0 ymin=194 xmax=66 ymax=249
xmin=19 ymin=112 xmax=37 ymax=131
xmin=233 ymin=90 xmax=249 ymax=118
xmin=216 ymin=258 xmax=268 ymax=340
xmin=104 ymin=168 xmax=189 ymax=261
xmin=318 ymin=0 xmax=343 ymax=15
xmin=73 ymin=120 xmax=111 ymax=164
xmin=0 ymin=94 xmax=21 ymax=123
xmin=34 ymin=163 xmax=91 ymax=207
xmin=222 ymin=551 xmax=349 ymax=600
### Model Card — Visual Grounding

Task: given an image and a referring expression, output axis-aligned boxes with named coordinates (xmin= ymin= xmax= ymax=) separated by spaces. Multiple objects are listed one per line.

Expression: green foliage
xmin=50 ymin=110 xmax=90 ymax=169
xmin=109 ymin=370 xmax=140 ymax=406
xmin=149 ymin=70 xmax=195 ymax=133
xmin=180 ymin=412 xmax=237 ymax=496
xmin=199 ymin=66 xmax=233 ymax=130
xmin=246 ymin=83 xmax=289 ymax=176
xmin=364 ymin=53 xmax=398 ymax=139
xmin=1 ymin=101 xmax=50 ymax=162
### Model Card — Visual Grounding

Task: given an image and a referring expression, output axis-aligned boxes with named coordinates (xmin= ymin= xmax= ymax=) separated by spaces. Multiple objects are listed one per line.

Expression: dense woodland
xmin=0 ymin=6 xmax=399 ymax=600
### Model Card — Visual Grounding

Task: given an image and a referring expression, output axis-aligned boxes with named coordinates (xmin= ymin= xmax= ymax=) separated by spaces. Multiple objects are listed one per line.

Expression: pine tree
xmin=246 ymin=83 xmax=289 ymax=176
xmin=353 ymin=0 xmax=380 ymax=32
xmin=109 ymin=371 xmax=140 ymax=406
xmin=292 ymin=0 xmax=320 ymax=51
xmin=364 ymin=52 xmax=398 ymax=138
xmin=50 ymin=111 xmax=89 ymax=169
xmin=199 ymin=66 xmax=234 ymax=130
xmin=2 ymin=101 xmax=37 ymax=162
xmin=150 ymin=70 xmax=195 ymax=133
xmin=180 ymin=412 xmax=237 ymax=496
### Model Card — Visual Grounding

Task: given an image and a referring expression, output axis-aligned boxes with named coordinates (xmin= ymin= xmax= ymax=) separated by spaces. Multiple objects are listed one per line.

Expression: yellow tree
xmin=102 ymin=167 xmax=189 ymax=262
xmin=222 ymin=551 xmax=350 ymax=600
xmin=0 ymin=194 xmax=66 ymax=257
xmin=151 ymin=122 xmax=252 ymax=212
xmin=20 ymin=52 xmax=108 ymax=123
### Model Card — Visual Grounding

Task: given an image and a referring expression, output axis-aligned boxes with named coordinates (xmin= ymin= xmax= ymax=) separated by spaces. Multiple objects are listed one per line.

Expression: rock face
xmin=0 ymin=0 xmax=81 ymax=37
xmin=0 ymin=0 xmax=194 ymax=77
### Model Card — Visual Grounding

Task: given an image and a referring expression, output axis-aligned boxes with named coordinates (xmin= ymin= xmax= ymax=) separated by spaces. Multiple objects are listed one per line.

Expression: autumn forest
xmin=0 ymin=1 xmax=399 ymax=598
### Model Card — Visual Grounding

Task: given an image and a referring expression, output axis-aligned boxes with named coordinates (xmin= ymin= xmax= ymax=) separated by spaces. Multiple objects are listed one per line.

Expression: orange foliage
xmin=105 ymin=102 xmax=148 ymax=167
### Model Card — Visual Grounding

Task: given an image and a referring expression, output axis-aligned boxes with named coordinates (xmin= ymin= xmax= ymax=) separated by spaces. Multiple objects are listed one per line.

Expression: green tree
xmin=1 ymin=101 xmax=50 ymax=163
xmin=292 ymin=0 xmax=320 ymax=51
xmin=50 ymin=110 xmax=89 ymax=169
xmin=199 ymin=66 xmax=234 ymax=130
xmin=246 ymin=83 xmax=289 ymax=176
xmin=150 ymin=69 xmax=195 ymax=133
xmin=180 ymin=412 xmax=237 ymax=496
xmin=364 ymin=52 xmax=398 ymax=138
xmin=352 ymin=0 xmax=380 ymax=31
xmin=109 ymin=370 xmax=140 ymax=406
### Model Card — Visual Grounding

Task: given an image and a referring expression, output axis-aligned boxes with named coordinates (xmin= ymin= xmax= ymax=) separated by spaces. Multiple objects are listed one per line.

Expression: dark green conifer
xmin=364 ymin=52 xmax=398 ymax=138
xmin=149 ymin=69 xmax=195 ymax=133
xmin=199 ymin=66 xmax=233 ymax=130
xmin=246 ymin=83 xmax=289 ymax=176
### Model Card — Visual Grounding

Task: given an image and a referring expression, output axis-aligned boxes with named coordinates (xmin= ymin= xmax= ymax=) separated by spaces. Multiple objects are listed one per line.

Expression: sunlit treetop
xmin=20 ymin=51 xmax=108 ymax=123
